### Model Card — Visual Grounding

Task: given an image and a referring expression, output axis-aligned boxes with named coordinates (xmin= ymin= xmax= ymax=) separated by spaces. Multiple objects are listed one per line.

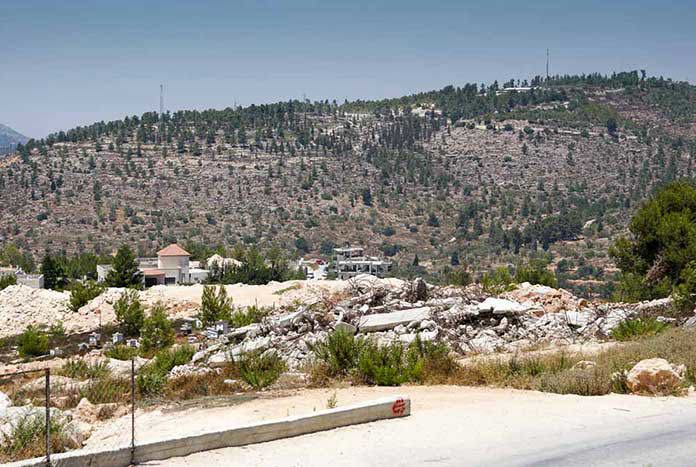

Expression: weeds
xmin=230 ymin=305 xmax=270 ymax=328
xmin=610 ymin=318 xmax=670 ymax=341
xmin=80 ymin=377 xmax=130 ymax=404
xmin=238 ymin=351 xmax=286 ymax=390
xmin=59 ymin=359 xmax=110 ymax=380
xmin=137 ymin=345 xmax=195 ymax=396
xmin=17 ymin=326 xmax=49 ymax=358
xmin=0 ymin=414 xmax=77 ymax=462
xmin=105 ymin=345 xmax=140 ymax=360
xmin=308 ymin=329 xmax=363 ymax=377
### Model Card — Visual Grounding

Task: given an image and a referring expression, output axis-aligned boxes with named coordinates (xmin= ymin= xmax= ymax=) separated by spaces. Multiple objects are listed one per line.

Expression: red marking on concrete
xmin=392 ymin=398 xmax=406 ymax=416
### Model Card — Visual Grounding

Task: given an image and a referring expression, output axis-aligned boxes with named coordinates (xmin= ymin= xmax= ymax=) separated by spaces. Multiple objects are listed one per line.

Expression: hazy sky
xmin=2 ymin=0 xmax=695 ymax=138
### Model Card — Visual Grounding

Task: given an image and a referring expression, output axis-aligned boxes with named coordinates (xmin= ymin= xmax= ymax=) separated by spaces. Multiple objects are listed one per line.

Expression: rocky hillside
xmin=2 ymin=71 xmax=696 ymax=296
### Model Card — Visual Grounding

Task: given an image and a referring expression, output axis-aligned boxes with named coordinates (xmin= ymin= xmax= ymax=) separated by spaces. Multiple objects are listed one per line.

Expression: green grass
xmin=105 ymin=344 xmax=140 ymax=360
xmin=136 ymin=345 xmax=195 ymax=396
xmin=230 ymin=305 xmax=270 ymax=328
xmin=610 ymin=318 xmax=670 ymax=341
xmin=80 ymin=376 xmax=131 ymax=404
xmin=58 ymin=359 xmax=110 ymax=380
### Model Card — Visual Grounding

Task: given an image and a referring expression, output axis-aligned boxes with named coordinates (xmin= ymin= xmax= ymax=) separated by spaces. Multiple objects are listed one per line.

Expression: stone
xmin=477 ymin=298 xmax=529 ymax=315
xmin=0 ymin=392 xmax=11 ymax=410
xmin=573 ymin=360 xmax=597 ymax=370
xmin=107 ymin=357 xmax=148 ymax=377
xmin=22 ymin=375 xmax=85 ymax=396
xmin=468 ymin=330 xmax=504 ymax=353
xmin=277 ymin=309 xmax=305 ymax=328
xmin=74 ymin=398 xmax=98 ymax=424
xmin=626 ymin=358 xmax=685 ymax=395
xmin=414 ymin=278 xmax=428 ymax=302
xmin=683 ymin=314 xmax=696 ymax=328
xmin=207 ymin=351 xmax=232 ymax=367
xmin=358 ymin=307 xmax=431 ymax=332
xmin=229 ymin=336 xmax=272 ymax=357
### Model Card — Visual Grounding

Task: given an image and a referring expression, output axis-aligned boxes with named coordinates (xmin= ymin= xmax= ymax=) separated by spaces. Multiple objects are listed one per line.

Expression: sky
xmin=2 ymin=0 xmax=695 ymax=138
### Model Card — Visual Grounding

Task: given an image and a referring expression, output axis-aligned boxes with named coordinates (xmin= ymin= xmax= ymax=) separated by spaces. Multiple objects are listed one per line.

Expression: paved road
xmin=144 ymin=386 xmax=696 ymax=467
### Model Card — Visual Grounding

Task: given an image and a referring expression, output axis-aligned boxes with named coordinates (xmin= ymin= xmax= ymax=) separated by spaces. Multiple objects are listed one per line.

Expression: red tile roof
xmin=157 ymin=244 xmax=190 ymax=257
xmin=142 ymin=268 xmax=166 ymax=277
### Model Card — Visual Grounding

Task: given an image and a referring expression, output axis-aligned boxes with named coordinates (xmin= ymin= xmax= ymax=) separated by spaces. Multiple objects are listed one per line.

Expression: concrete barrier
xmin=9 ymin=395 xmax=410 ymax=467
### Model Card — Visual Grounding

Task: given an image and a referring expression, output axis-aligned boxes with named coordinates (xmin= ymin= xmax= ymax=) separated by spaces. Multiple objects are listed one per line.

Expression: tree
xmin=450 ymin=251 xmax=460 ymax=266
xmin=361 ymin=188 xmax=373 ymax=206
xmin=606 ymin=117 xmax=618 ymax=136
xmin=200 ymin=285 xmax=232 ymax=325
xmin=114 ymin=290 xmax=145 ymax=336
xmin=41 ymin=254 xmax=65 ymax=290
xmin=610 ymin=180 xmax=696 ymax=303
xmin=106 ymin=245 xmax=142 ymax=288
xmin=69 ymin=280 xmax=105 ymax=312
xmin=140 ymin=303 xmax=174 ymax=352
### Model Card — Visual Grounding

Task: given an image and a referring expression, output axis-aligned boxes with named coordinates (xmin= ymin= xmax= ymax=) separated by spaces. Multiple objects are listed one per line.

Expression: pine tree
xmin=106 ymin=245 xmax=143 ymax=288
xmin=41 ymin=254 xmax=65 ymax=290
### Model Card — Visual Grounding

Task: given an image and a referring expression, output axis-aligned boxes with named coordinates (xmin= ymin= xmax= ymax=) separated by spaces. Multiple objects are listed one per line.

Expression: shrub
xmin=136 ymin=345 xmax=195 ymax=396
xmin=105 ymin=345 xmax=139 ymax=360
xmin=610 ymin=318 xmax=670 ymax=341
xmin=0 ymin=414 xmax=77 ymax=462
xmin=230 ymin=305 xmax=269 ymax=328
xmin=59 ymin=359 xmax=110 ymax=380
xmin=17 ymin=326 xmax=49 ymax=358
xmin=200 ymin=285 xmax=232 ymax=325
xmin=68 ymin=280 xmax=105 ymax=312
xmin=481 ymin=266 xmax=515 ymax=295
xmin=0 ymin=274 xmax=16 ymax=291
xmin=308 ymin=330 xmax=363 ymax=377
xmin=80 ymin=377 xmax=130 ymax=404
xmin=514 ymin=260 xmax=557 ymax=288
xmin=114 ymin=290 xmax=145 ymax=336
xmin=536 ymin=368 xmax=611 ymax=396
xmin=238 ymin=351 xmax=286 ymax=389
xmin=140 ymin=303 xmax=174 ymax=352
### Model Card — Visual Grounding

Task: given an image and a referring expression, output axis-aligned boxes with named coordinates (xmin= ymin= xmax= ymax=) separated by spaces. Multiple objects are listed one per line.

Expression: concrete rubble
xmin=183 ymin=275 xmax=683 ymax=370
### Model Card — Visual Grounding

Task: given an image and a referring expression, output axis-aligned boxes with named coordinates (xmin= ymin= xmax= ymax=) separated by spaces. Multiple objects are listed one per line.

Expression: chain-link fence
xmin=0 ymin=360 xmax=137 ymax=466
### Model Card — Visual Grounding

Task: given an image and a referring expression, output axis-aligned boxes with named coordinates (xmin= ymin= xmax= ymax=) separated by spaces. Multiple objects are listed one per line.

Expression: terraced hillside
xmin=2 ymin=71 xmax=696 ymax=297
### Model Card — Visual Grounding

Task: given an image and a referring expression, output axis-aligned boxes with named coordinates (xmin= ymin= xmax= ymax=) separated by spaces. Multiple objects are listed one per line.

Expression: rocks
xmin=106 ymin=357 xmax=148 ymax=377
xmin=0 ymin=391 xmax=11 ymax=410
xmin=334 ymin=321 xmax=357 ymax=335
xmin=477 ymin=298 xmax=530 ymax=315
xmin=22 ymin=375 xmax=86 ymax=396
xmin=573 ymin=360 xmax=597 ymax=370
xmin=626 ymin=358 xmax=685 ymax=395
xmin=358 ymin=307 xmax=431 ymax=332
xmin=169 ymin=364 xmax=213 ymax=379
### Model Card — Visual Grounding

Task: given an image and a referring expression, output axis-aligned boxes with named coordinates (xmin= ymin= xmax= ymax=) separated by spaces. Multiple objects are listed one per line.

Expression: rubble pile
xmin=191 ymin=275 xmax=676 ymax=370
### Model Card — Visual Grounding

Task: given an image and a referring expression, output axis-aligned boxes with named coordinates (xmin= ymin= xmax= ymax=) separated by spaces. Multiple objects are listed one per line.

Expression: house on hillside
xmin=0 ymin=267 xmax=44 ymax=289
xmin=333 ymin=247 xmax=391 ymax=279
xmin=97 ymin=244 xmax=209 ymax=287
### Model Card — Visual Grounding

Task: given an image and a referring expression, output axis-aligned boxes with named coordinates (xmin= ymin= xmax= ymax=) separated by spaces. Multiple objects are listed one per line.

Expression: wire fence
xmin=0 ymin=361 xmax=138 ymax=466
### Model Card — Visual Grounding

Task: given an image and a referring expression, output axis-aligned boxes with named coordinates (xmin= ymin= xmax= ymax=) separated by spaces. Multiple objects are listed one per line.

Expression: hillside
xmin=0 ymin=123 xmax=28 ymax=155
xmin=2 ymin=71 xmax=696 ymax=297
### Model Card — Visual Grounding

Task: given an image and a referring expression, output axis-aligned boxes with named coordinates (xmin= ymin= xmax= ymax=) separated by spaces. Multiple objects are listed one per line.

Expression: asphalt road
xmin=144 ymin=386 xmax=696 ymax=467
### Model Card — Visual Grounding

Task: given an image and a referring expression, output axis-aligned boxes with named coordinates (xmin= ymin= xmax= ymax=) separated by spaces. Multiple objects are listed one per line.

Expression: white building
xmin=333 ymin=247 xmax=392 ymax=279
xmin=98 ymin=243 xmax=209 ymax=287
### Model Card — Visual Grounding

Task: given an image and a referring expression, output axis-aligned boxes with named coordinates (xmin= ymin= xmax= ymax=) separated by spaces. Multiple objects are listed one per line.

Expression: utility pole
xmin=546 ymin=49 xmax=550 ymax=82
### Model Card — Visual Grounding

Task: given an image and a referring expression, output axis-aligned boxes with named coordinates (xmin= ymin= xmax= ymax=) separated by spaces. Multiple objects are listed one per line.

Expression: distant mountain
xmin=0 ymin=124 xmax=29 ymax=154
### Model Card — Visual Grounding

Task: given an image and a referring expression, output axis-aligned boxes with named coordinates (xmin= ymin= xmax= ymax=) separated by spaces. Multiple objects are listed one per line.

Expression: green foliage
xmin=68 ymin=280 xmax=104 ymax=312
xmin=229 ymin=305 xmax=269 ymax=328
xmin=140 ymin=303 xmax=175 ymax=352
xmin=207 ymin=246 xmax=302 ymax=286
xmin=308 ymin=329 xmax=364 ymax=377
xmin=0 ymin=414 xmax=76 ymax=462
xmin=106 ymin=245 xmax=143 ymax=288
xmin=514 ymin=260 xmax=557 ymax=287
xmin=105 ymin=344 xmax=139 ymax=360
xmin=114 ymin=290 xmax=145 ymax=336
xmin=80 ymin=377 xmax=130 ymax=404
xmin=0 ymin=274 xmax=16 ymax=291
xmin=610 ymin=318 xmax=670 ymax=341
xmin=446 ymin=266 xmax=473 ymax=286
xmin=610 ymin=181 xmax=696 ymax=302
xmin=481 ymin=266 xmax=515 ymax=295
xmin=59 ymin=359 xmax=110 ymax=380
xmin=238 ymin=350 xmax=286 ymax=389
xmin=137 ymin=345 xmax=195 ymax=396
xmin=41 ymin=254 xmax=66 ymax=290
xmin=200 ymin=285 xmax=232 ymax=325
xmin=17 ymin=326 xmax=48 ymax=358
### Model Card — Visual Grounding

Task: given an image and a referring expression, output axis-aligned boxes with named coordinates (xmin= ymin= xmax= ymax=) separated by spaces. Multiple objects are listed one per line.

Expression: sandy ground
xmin=85 ymin=385 xmax=696 ymax=451
xmin=139 ymin=386 xmax=696 ymax=467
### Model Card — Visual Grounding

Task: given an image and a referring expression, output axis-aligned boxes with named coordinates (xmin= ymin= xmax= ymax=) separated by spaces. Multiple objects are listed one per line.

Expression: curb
xmin=9 ymin=395 xmax=411 ymax=467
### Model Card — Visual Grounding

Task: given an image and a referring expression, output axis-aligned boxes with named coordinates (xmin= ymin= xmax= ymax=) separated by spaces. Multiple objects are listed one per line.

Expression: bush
xmin=357 ymin=340 xmax=411 ymax=386
xmin=80 ymin=377 xmax=130 ymax=404
xmin=140 ymin=303 xmax=174 ymax=353
xmin=114 ymin=290 xmax=145 ymax=336
xmin=105 ymin=345 xmax=139 ymax=360
xmin=200 ymin=285 xmax=232 ymax=325
xmin=59 ymin=359 xmax=110 ymax=380
xmin=514 ymin=260 xmax=557 ymax=288
xmin=308 ymin=330 xmax=363 ymax=377
xmin=610 ymin=318 xmax=670 ymax=341
xmin=136 ymin=346 xmax=195 ymax=396
xmin=0 ymin=274 xmax=16 ymax=291
xmin=481 ymin=266 xmax=515 ymax=295
xmin=69 ymin=280 xmax=105 ymax=312
xmin=17 ymin=326 xmax=49 ymax=358
xmin=238 ymin=351 xmax=286 ymax=389
xmin=230 ymin=305 xmax=269 ymax=328
xmin=0 ymin=414 xmax=77 ymax=462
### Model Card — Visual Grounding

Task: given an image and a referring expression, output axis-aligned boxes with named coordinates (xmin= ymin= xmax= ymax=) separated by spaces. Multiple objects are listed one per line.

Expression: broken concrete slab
xmin=477 ymin=298 xmax=529 ymax=315
xmin=358 ymin=307 xmax=430 ymax=332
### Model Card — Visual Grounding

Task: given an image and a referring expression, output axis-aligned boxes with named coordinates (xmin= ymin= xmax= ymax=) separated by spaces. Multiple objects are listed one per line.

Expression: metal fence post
xmin=45 ymin=368 xmax=50 ymax=466
xmin=130 ymin=358 xmax=135 ymax=464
